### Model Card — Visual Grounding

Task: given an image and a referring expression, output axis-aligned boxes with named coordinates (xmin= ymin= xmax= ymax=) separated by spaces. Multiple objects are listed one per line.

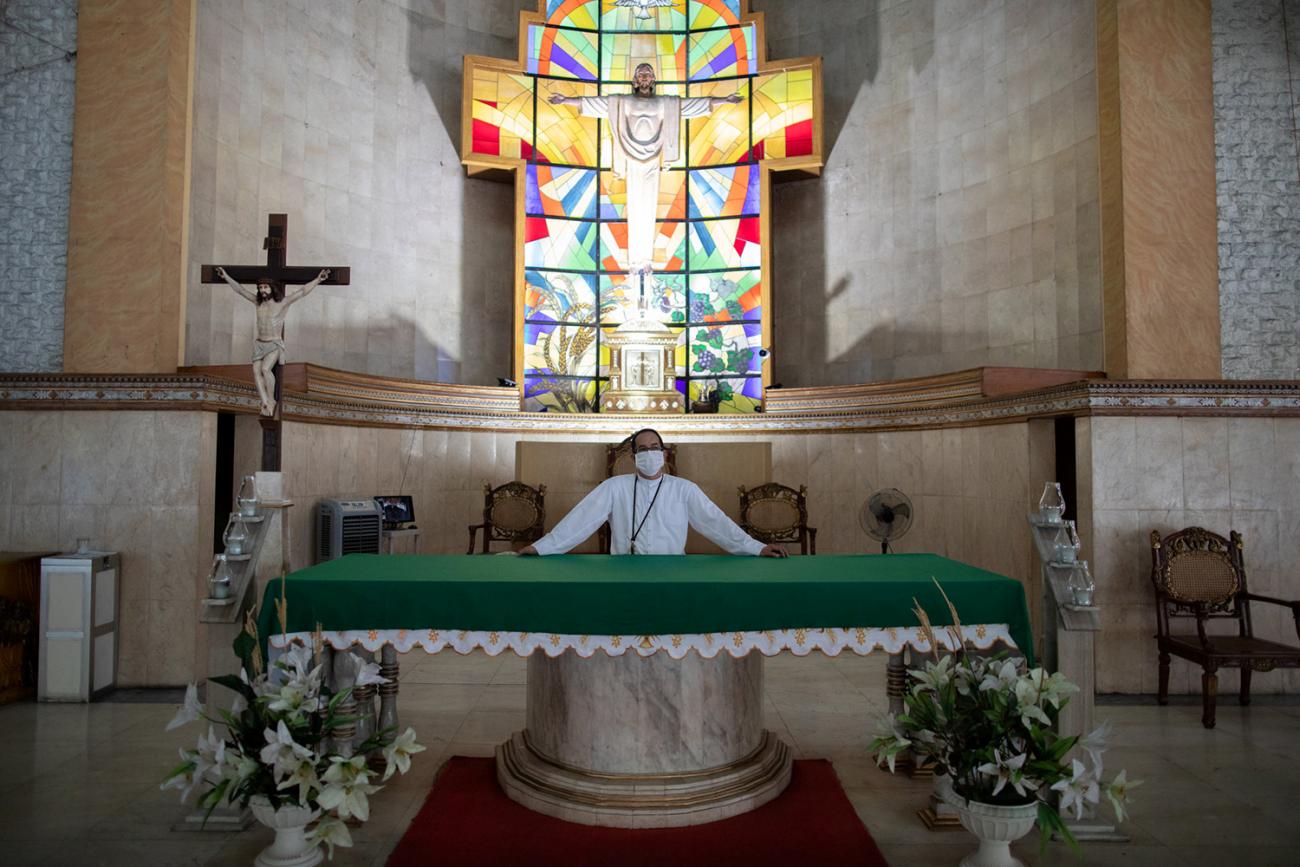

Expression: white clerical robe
xmin=532 ymin=474 xmax=765 ymax=556
xmin=580 ymin=94 xmax=714 ymax=270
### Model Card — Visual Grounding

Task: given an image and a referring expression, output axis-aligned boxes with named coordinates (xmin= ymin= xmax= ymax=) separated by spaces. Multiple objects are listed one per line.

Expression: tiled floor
xmin=3 ymin=652 xmax=1298 ymax=866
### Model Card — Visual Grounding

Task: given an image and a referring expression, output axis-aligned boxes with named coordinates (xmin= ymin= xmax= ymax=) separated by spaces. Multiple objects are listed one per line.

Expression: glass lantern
xmin=1038 ymin=482 xmax=1065 ymax=524
xmin=237 ymin=474 xmax=259 ymax=517
xmin=223 ymin=514 xmax=249 ymax=556
xmin=207 ymin=554 xmax=233 ymax=599
xmin=1051 ymin=521 xmax=1081 ymax=564
xmin=1068 ymin=561 xmax=1095 ymax=607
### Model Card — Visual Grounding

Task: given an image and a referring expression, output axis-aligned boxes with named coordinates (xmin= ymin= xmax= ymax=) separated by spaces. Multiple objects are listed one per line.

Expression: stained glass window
xmin=466 ymin=1 xmax=821 ymax=412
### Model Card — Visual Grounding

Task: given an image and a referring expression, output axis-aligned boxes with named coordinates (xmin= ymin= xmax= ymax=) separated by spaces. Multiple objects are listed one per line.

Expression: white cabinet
xmin=39 ymin=551 xmax=120 ymax=701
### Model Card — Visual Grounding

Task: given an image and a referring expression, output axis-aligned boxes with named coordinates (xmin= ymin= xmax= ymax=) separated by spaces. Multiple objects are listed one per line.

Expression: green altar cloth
xmin=256 ymin=554 xmax=1034 ymax=664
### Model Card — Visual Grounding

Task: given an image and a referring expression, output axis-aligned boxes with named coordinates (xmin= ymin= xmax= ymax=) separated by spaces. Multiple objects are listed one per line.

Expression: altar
xmin=259 ymin=553 xmax=1033 ymax=827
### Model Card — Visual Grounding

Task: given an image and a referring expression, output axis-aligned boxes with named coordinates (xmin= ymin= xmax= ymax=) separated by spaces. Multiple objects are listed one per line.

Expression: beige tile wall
xmin=1078 ymin=416 xmax=1300 ymax=694
xmin=0 ymin=411 xmax=216 ymax=687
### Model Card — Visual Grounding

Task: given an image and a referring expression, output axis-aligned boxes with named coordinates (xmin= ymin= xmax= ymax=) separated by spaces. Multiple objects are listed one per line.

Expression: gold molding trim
xmin=3 ymin=367 xmax=1300 ymax=434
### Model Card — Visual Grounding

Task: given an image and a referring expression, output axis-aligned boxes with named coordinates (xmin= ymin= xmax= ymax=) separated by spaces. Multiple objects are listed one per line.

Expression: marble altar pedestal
xmin=496 ymin=651 xmax=792 ymax=827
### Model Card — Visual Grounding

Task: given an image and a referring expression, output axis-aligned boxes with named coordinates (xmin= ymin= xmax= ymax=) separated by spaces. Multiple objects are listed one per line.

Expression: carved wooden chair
xmin=597 ymin=440 xmax=678 ymax=554
xmin=1150 ymin=527 xmax=1300 ymax=728
xmin=738 ymin=483 xmax=817 ymax=555
xmin=467 ymin=482 xmax=546 ymax=554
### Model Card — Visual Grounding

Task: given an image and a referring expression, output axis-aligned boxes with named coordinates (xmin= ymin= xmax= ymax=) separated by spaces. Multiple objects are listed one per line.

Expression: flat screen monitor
xmin=373 ymin=495 xmax=415 ymax=526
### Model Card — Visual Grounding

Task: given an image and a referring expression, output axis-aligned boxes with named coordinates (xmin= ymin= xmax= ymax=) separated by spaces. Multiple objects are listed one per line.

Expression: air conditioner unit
xmin=316 ymin=497 xmax=383 ymax=562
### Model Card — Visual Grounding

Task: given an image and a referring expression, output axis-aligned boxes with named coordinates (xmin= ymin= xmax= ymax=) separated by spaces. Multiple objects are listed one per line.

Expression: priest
xmin=520 ymin=428 xmax=786 ymax=557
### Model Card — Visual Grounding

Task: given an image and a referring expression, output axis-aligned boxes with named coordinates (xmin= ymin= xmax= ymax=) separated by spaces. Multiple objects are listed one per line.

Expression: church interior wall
xmin=0 ymin=0 xmax=77 ymax=373
xmin=1077 ymin=414 xmax=1300 ymax=694
xmin=0 ymin=410 xmax=217 ymax=687
xmin=1212 ymin=0 xmax=1300 ymax=379
xmin=766 ymin=0 xmax=1104 ymax=386
xmin=184 ymin=0 xmax=530 ymax=385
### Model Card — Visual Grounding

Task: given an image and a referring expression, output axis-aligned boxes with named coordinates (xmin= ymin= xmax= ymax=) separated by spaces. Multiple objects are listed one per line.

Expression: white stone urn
xmin=952 ymin=795 xmax=1038 ymax=867
xmin=248 ymin=795 xmax=323 ymax=867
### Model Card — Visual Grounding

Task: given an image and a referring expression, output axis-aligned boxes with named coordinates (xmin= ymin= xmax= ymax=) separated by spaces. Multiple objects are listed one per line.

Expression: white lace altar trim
xmin=267 ymin=624 xmax=1016 ymax=658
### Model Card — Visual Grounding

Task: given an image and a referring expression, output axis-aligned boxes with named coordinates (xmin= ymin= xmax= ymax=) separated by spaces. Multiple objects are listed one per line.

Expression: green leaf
xmin=232 ymin=630 xmax=257 ymax=670
xmin=725 ymin=300 xmax=745 ymax=319
xmin=716 ymin=382 xmax=734 ymax=402
xmin=704 ymin=329 xmax=724 ymax=349
xmin=670 ymin=310 xmax=685 ymax=323
xmin=210 ymin=673 xmax=256 ymax=702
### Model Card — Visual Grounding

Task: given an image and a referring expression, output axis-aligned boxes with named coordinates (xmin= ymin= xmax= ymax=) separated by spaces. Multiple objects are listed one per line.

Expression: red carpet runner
xmin=386 ymin=757 xmax=889 ymax=867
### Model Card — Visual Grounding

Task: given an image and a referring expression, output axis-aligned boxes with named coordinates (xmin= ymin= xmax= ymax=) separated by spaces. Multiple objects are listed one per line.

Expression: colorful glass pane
xmin=524 ymin=376 xmax=599 ymax=413
xmin=688 ymin=0 xmax=741 ymax=30
xmin=687 ymin=165 xmax=759 ymax=218
xmin=687 ymin=271 xmax=760 ymax=322
xmin=752 ymin=68 xmax=816 ymax=159
xmin=525 ymin=321 xmax=600 ymax=378
xmin=685 ymin=80 xmax=750 ymax=165
xmin=525 ymin=270 xmax=598 ymax=323
xmin=688 ymin=322 xmax=761 ymax=376
xmin=599 ymin=169 xmax=687 ymax=221
xmin=599 ymin=273 xmax=686 ymax=324
xmin=601 ymin=31 xmax=688 ymax=83
xmin=525 ymin=219 xmax=599 ymax=270
xmin=600 ymin=0 xmax=687 ymax=32
xmin=688 ymin=376 xmax=762 ymax=413
xmin=528 ymin=25 xmax=598 ymax=80
xmin=687 ymin=217 xmax=760 ymax=269
xmin=535 ymin=81 xmax=600 ymax=166
xmin=527 ymin=166 xmax=598 ymax=219
xmin=687 ymin=24 xmax=755 ymax=80
xmin=546 ymin=0 xmax=599 ymax=29
xmin=600 ymin=221 xmax=687 ymax=272
xmin=470 ymin=69 xmax=534 ymax=159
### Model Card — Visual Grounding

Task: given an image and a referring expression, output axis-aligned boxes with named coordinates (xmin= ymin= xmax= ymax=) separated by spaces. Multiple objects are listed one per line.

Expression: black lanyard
xmin=629 ymin=475 xmax=664 ymax=554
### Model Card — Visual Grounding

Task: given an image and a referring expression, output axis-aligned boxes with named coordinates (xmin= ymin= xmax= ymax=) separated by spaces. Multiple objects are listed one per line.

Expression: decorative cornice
xmin=2 ymin=367 xmax=1299 ymax=434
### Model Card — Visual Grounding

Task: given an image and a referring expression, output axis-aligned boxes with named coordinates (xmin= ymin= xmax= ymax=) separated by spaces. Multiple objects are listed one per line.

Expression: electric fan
xmin=859 ymin=488 xmax=914 ymax=553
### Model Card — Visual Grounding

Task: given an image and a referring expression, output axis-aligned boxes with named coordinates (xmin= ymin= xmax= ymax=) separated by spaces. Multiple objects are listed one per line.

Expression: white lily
xmin=979 ymin=659 xmax=1020 ymax=694
xmin=1104 ymin=769 xmax=1142 ymax=822
xmin=260 ymin=720 xmax=313 ymax=782
xmin=221 ymin=747 xmax=259 ymax=784
xmin=308 ymin=815 xmax=354 ymax=858
xmin=909 ymin=655 xmax=955 ymax=695
xmin=280 ymin=643 xmax=315 ymax=679
xmin=1079 ymin=719 xmax=1113 ymax=771
xmin=165 ymin=683 xmax=204 ymax=732
xmin=278 ymin=757 xmax=321 ymax=805
xmin=353 ymin=655 xmax=389 ymax=688
xmin=1019 ymin=701 xmax=1052 ymax=730
xmin=975 ymin=750 xmax=1038 ymax=798
xmin=266 ymin=679 xmax=322 ymax=718
xmin=381 ymin=727 xmax=427 ymax=781
xmin=1016 ymin=668 xmax=1078 ymax=710
xmin=318 ymin=756 xmax=382 ymax=821
xmin=193 ymin=725 xmax=227 ymax=784
xmin=160 ymin=747 xmax=202 ymax=803
xmin=1051 ymin=759 xmax=1100 ymax=820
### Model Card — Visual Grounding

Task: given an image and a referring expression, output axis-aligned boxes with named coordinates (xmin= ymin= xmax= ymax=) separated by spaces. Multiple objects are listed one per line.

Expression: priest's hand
xmin=759 ymin=544 xmax=787 ymax=558
xmin=518 ymin=545 xmax=539 ymax=556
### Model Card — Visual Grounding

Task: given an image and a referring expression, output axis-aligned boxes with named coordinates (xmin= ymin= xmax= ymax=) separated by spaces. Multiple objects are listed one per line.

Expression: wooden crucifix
xmin=202 ymin=214 xmax=350 ymax=471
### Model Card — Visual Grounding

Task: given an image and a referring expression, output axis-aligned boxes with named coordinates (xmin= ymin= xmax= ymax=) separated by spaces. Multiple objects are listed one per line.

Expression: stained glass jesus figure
xmin=550 ymin=64 xmax=741 ymax=276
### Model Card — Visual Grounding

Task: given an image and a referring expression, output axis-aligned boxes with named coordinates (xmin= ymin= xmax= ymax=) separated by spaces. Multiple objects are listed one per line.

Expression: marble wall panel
xmin=62 ymin=0 xmax=195 ymax=373
xmin=185 ymin=0 xmax=526 ymax=385
xmin=0 ymin=411 xmax=215 ymax=687
xmin=1084 ymin=416 xmax=1300 ymax=694
xmin=768 ymin=0 xmax=1104 ymax=386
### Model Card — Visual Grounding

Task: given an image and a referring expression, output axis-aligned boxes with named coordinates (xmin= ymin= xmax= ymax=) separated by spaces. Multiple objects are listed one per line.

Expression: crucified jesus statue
xmin=215 ymin=265 xmax=329 ymax=416
xmin=550 ymin=63 xmax=741 ymax=276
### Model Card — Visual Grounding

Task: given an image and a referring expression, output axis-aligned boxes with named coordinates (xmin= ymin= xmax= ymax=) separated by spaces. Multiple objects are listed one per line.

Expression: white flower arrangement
xmin=868 ymin=581 xmax=1140 ymax=847
xmin=161 ymin=612 xmax=425 ymax=859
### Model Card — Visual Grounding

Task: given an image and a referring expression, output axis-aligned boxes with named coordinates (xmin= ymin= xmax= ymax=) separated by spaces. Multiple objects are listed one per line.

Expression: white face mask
xmin=634 ymin=449 xmax=665 ymax=477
